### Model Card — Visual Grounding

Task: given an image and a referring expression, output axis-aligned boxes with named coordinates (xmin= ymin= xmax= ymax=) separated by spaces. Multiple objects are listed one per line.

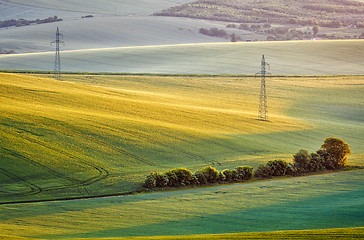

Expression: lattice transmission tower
xmin=51 ymin=27 xmax=64 ymax=80
xmin=256 ymin=55 xmax=270 ymax=121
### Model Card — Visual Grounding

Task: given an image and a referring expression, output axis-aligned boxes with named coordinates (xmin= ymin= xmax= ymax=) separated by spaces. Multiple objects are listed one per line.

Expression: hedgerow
xmin=144 ymin=138 xmax=352 ymax=189
xmin=143 ymin=165 xmax=254 ymax=189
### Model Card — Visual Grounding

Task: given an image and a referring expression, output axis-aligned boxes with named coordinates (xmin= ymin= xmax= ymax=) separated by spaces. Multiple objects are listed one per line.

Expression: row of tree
xmin=144 ymin=137 xmax=351 ymax=189
xmin=0 ymin=16 xmax=62 ymax=28
xmin=144 ymin=165 xmax=254 ymax=189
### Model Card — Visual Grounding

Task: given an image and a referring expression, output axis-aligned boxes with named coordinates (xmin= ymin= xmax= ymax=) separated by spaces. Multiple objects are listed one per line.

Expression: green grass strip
xmin=70 ymin=227 xmax=364 ymax=240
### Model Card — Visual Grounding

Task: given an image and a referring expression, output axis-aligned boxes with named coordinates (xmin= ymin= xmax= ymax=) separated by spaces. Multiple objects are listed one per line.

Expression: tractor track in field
xmin=0 ymin=143 xmax=109 ymax=198
xmin=0 ymin=124 xmax=110 ymax=198
xmin=31 ymin=115 xmax=158 ymax=167
xmin=0 ymin=146 xmax=81 ymax=184
xmin=92 ymin=121 xmax=221 ymax=166
xmin=16 ymin=134 xmax=110 ymax=185
xmin=0 ymin=166 xmax=42 ymax=196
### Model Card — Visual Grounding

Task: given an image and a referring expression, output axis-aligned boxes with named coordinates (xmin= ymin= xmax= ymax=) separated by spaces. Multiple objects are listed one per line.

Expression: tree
xmin=144 ymin=172 xmax=169 ymax=188
xmin=293 ymin=149 xmax=311 ymax=173
xmin=266 ymin=160 xmax=291 ymax=176
xmin=222 ymin=169 xmax=237 ymax=182
xmin=169 ymin=168 xmax=196 ymax=186
xmin=231 ymin=33 xmax=237 ymax=42
xmin=320 ymin=137 xmax=351 ymax=168
xmin=254 ymin=164 xmax=271 ymax=178
xmin=144 ymin=173 xmax=157 ymax=188
xmin=195 ymin=166 xmax=219 ymax=183
xmin=313 ymin=25 xmax=319 ymax=36
xmin=236 ymin=166 xmax=253 ymax=180
xmin=308 ymin=152 xmax=326 ymax=172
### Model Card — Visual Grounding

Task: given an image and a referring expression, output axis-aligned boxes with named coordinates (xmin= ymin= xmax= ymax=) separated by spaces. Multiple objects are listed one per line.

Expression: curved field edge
xmin=1 ymin=228 xmax=363 ymax=240
xmin=72 ymin=227 xmax=364 ymax=240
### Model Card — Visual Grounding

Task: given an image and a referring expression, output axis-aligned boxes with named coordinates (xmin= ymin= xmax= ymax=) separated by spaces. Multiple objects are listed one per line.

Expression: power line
xmin=256 ymin=55 xmax=270 ymax=121
xmin=51 ymin=27 xmax=64 ymax=80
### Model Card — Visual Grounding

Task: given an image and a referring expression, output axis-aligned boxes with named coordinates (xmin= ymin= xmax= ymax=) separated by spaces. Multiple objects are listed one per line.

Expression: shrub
xmin=308 ymin=152 xmax=326 ymax=172
xmin=254 ymin=164 xmax=271 ymax=178
xmin=165 ymin=171 xmax=178 ymax=187
xmin=169 ymin=168 xmax=196 ymax=186
xmin=316 ymin=149 xmax=337 ymax=170
xmin=293 ymin=149 xmax=311 ymax=173
xmin=194 ymin=172 xmax=207 ymax=185
xmin=221 ymin=169 xmax=236 ymax=182
xmin=155 ymin=173 xmax=169 ymax=187
xmin=199 ymin=27 xmax=228 ymax=38
xmin=143 ymin=172 xmax=169 ymax=188
xmin=218 ymin=172 xmax=226 ymax=182
xmin=266 ymin=160 xmax=291 ymax=176
xmin=236 ymin=166 xmax=254 ymax=180
xmin=195 ymin=166 xmax=220 ymax=183
xmin=144 ymin=172 xmax=157 ymax=188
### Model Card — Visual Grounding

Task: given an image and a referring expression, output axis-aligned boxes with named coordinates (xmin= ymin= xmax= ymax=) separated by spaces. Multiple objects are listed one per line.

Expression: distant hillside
xmin=1 ymin=40 xmax=363 ymax=75
xmin=156 ymin=0 xmax=364 ymax=40
xmin=156 ymin=0 xmax=364 ymax=25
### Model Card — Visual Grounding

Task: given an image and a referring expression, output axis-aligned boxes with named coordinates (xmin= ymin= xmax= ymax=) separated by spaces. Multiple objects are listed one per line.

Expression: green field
xmin=1 ymin=72 xmax=364 ymax=238
xmin=1 ymin=169 xmax=363 ymax=239
xmin=1 ymin=228 xmax=364 ymax=240
xmin=1 ymin=73 xmax=364 ymax=204
xmin=1 ymin=40 xmax=364 ymax=74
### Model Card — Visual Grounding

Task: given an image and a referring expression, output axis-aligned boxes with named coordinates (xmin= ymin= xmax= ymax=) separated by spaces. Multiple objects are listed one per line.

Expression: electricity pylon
xmin=256 ymin=55 xmax=270 ymax=121
xmin=51 ymin=27 xmax=64 ymax=80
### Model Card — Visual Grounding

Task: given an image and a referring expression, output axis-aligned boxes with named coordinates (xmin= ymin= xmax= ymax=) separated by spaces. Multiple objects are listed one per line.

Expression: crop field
xmin=1 ymin=40 xmax=364 ymax=75
xmin=1 ymin=72 xmax=364 ymax=203
xmin=2 ymin=0 xmax=364 ymax=239
xmin=1 ymin=72 xmax=364 ymax=238
xmin=0 ymin=169 xmax=363 ymax=239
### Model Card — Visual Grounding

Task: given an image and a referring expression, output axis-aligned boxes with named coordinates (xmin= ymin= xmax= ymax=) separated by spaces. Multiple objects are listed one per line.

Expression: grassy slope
xmin=156 ymin=0 xmax=364 ymax=25
xmin=0 ymin=73 xmax=308 ymax=203
xmin=1 ymin=169 xmax=363 ymax=239
xmin=1 ymin=40 xmax=364 ymax=75
xmin=2 ymin=0 xmax=193 ymax=15
xmin=1 ymin=0 xmax=227 ymax=54
xmin=0 ymin=228 xmax=363 ymax=240
xmin=1 ymin=73 xmax=364 ymax=204
xmin=74 ymin=228 xmax=364 ymax=240
xmin=0 ymin=16 xmax=227 ymax=53
xmin=1 ymin=228 xmax=363 ymax=240
xmin=0 ymin=73 xmax=364 ymax=238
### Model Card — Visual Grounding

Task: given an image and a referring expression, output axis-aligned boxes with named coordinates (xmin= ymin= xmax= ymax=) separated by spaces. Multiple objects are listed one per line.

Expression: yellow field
xmin=1 ymin=72 xmax=364 ymax=239
xmin=0 ymin=72 xmax=310 ymax=203
xmin=1 ymin=73 xmax=364 ymax=204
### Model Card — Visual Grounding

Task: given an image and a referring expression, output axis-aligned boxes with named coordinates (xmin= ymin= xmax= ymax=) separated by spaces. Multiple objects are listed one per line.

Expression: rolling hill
xmin=0 ymin=72 xmax=306 ymax=203
xmin=2 ymin=0 xmax=364 ymax=239
xmin=1 ymin=0 xmax=194 ymax=15
xmin=0 ymin=15 xmax=228 ymax=53
xmin=1 ymin=40 xmax=364 ymax=75
xmin=1 ymin=72 xmax=364 ymax=204
xmin=0 ymin=0 xmax=229 ymax=54
xmin=1 ymin=169 xmax=363 ymax=239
